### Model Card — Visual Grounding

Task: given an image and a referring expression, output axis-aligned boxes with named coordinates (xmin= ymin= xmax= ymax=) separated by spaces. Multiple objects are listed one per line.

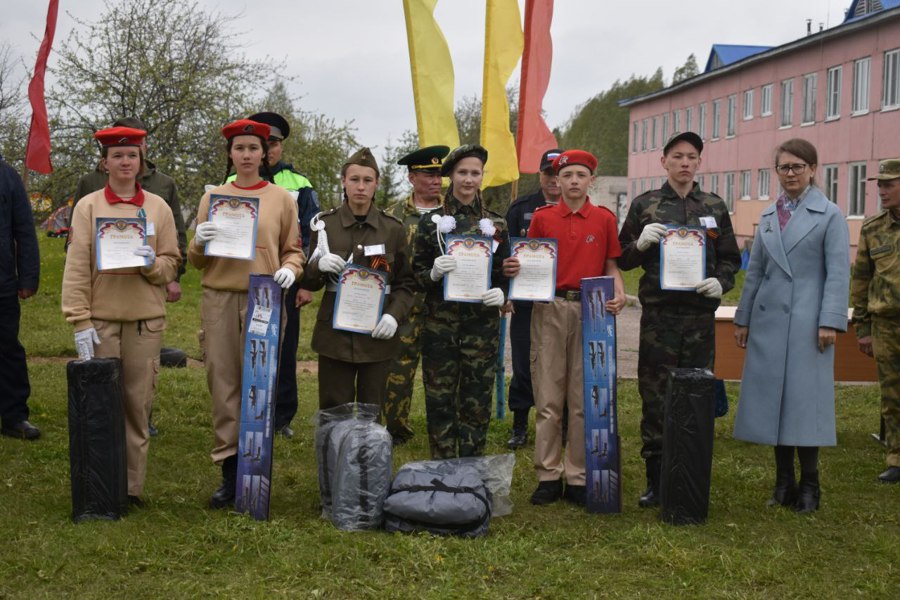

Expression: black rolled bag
xmin=67 ymin=358 xmax=128 ymax=522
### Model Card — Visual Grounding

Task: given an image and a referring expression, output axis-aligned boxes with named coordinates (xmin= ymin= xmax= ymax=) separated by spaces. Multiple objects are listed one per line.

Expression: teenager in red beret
xmin=188 ymin=119 xmax=304 ymax=509
xmin=62 ymin=127 xmax=182 ymax=508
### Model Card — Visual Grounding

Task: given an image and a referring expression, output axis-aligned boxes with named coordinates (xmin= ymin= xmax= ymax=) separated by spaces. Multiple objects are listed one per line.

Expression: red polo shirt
xmin=528 ymin=199 xmax=621 ymax=291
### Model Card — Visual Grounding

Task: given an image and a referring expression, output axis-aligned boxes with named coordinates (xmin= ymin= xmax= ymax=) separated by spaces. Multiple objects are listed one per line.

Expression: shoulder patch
xmin=379 ymin=208 xmax=404 ymax=225
xmin=862 ymin=212 xmax=887 ymax=228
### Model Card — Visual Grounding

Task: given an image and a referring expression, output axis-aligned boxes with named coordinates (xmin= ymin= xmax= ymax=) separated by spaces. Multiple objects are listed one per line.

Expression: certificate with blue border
xmin=332 ymin=264 xmax=388 ymax=334
xmin=95 ymin=217 xmax=149 ymax=271
xmin=508 ymin=237 xmax=558 ymax=302
xmin=659 ymin=226 xmax=706 ymax=291
xmin=443 ymin=235 xmax=492 ymax=303
xmin=205 ymin=195 xmax=259 ymax=260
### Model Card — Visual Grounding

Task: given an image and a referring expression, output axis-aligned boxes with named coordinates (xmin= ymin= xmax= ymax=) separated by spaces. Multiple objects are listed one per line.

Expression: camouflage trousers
xmin=637 ymin=308 xmax=715 ymax=459
xmin=872 ymin=317 xmax=900 ymax=467
xmin=421 ymin=302 xmax=499 ymax=459
xmin=382 ymin=303 xmax=424 ymax=441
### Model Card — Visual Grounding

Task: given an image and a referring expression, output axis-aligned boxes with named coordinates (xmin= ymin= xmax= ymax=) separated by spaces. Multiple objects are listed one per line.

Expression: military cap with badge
xmin=398 ymin=145 xmax=450 ymax=172
xmin=868 ymin=158 xmax=900 ymax=181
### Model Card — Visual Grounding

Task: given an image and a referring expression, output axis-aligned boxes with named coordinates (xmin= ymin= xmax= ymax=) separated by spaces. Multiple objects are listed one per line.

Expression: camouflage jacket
xmin=851 ymin=209 xmax=900 ymax=338
xmin=413 ymin=194 xmax=510 ymax=306
xmin=389 ymin=195 xmax=438 ymax=304
xmin=618 ymin=181 xmax=741 ymax=313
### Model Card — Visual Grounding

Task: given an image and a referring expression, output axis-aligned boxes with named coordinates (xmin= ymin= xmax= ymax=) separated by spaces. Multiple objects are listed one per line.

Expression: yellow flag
xmin=403 ymin=0 xmax=460 ymax=148
xmin=481 ymin=0 xmax=524 ymax=188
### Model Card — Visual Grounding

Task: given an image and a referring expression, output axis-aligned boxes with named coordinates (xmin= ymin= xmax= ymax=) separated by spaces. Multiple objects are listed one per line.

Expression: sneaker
xmin=530 ymin=480 xmax=563 ymax=505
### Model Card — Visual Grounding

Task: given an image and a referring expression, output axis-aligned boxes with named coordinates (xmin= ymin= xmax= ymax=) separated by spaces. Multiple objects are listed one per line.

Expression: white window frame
xmin=697 ymin=174 xmax=705 ymax=190
xmin=631 ymin=179 xmax=638 ymax=199
xmin=698 ymin=103 xmax=707 ymax=139
xmin=761 ymin=84 xmax=773 ymax=116
xmin=780 ymin=79 xmax=794 ymax=127
xmin=727 ymin=94 xmax=737 ymax=136
xmin=852 ymin=57 xmax=871 ymax=115
xmin=632 ymin=122 xmax=639 ymax=152
xmin=757 ymin=168 xmax=770 ymax=199
xmin=640 ymin=178 xmax=647 ymax=193
xmin=710 ymin=173 xmax=719 ymax=196
xmin=685 ymin=106 xmax=694 ymax=132
xmin=641 ymin=119 xmax=648 ymax=151
xmin=712 ymin=100 xmax=721 ymax=139
xmin=848 ymin=162 xmax=867 ymax=216
xmin=826 ymin=66 xmax=842 ymax=120
xmin=802 ymin=73 xmax=817 ymax=124
xmin=672 ymin=109 xmax=681 ymax=133
xmin=743 ymin=89 xmax=754 ymax=120
xmin=725 ymin=173 xmax=736 ymax=211
xmin=661 ymin=113 xmax=669 ymax=144
xmin=651 ymin=116 xmax=658 ymax=149
xmin=883 ymin=48 xmax=900 ymax=110
xmin=824 ymin=165 xmax=839 ymax=204
xmin=740 ymin=170 xmax=752 ymax=199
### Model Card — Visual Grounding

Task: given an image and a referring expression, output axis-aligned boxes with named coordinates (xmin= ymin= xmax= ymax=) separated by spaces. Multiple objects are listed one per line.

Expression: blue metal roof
xmin=704 ymin=45 xmax=773 ymax=73
xmin=844 ymin=0 xmax=900 ymax=23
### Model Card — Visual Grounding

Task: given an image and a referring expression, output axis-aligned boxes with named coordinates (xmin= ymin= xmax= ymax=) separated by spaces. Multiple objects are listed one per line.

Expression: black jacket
xmin=0 ymin=156 xmax=40 ymax=297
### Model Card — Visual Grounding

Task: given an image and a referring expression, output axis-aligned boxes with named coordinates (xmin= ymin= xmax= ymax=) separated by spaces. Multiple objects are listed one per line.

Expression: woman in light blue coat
xmin=733 ymin=138 xmax=850 ymax=513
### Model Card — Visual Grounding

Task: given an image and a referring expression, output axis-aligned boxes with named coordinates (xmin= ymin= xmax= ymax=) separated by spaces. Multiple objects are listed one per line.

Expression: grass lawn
xmin=1 ymin=232 xmax=895 ymax=598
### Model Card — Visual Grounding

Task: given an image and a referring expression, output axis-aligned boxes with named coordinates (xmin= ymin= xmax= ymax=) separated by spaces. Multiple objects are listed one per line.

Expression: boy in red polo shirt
xmin=503 ymin=149 xmax=625 ymax=506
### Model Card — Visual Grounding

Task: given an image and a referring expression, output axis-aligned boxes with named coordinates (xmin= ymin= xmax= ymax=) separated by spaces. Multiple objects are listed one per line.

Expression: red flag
xmin=25 ymin=0 xmax=60 ymax=174
xmin=516 ymin=0 xmax=558 ymax=174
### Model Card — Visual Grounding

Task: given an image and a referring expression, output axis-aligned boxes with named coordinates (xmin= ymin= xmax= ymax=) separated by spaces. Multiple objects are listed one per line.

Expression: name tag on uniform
xmin=364 ymin=244 xmax=385 ymax=256
xmin=700 ymin=216 xmax=717 ymax=229
xmin=524 ymin=213 xmax=533 ymax=221
xmin=147 ymin=222 xmax=156 ymax=236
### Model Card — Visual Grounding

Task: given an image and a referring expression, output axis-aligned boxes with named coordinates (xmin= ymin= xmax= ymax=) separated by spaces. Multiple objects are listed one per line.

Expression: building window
xmin=740 ymin=170 xmax=751 ymax=199
xmin=632 ymin=179 xmax=637 ymax=199
xmin=710 ymin=173 xmax=719 ymax=196
xmin=641 ymin=119 xmax=648 ymax=151
xmin=743 ymin=89 xmax=754 ymax=120
xmin=802 ymin=73 xmax=817 ymax=124
xmin=824 ymin=165 xmax=839 ymax=203
xmin=853 ymin=57 xmax=871 ymax=114
xmin=883 ymin=48 xmax=900 ymax=109
xmin=758 ymin=169 xmax=770 ymax=199
xmin=698 ymin=103 xmax=707 ymax=139
xmin=685 ymin=106 xmax=694 ymax=132
xmin=725 ymin=173 xmax=736 ymax=210
xmin=662 ymin=113 xmax=669 ymax=143
xmin=640 ymin=178 xmax=647 ymax=193
xmin=727 ymin=94 xmax=737 ymax=136
xmin=761 ymin=83 xmax=773 ymax=116
xmin=697 ymin=174 xmax=705 ymax=190
xmin=826 ymin=66 xmax=842 ymax=119
xmin=780 ymin=79 xmax=794 ymax=127
xmin=712 ymin=100 xmax=721 ymax=139
xmin=632 ymin=122 xmax=638 ymax=152
xmin=672 ymin=110 xmax=681 ymax=133
xmin=651 ymin=116 xmax=658 ymax=149
xmin=848 ymin=163 xmax=866 ymax=215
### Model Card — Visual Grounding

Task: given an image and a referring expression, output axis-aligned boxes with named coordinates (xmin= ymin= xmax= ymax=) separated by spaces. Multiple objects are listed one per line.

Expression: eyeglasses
xmin=776 ymin=163 xmax=808 ymax=175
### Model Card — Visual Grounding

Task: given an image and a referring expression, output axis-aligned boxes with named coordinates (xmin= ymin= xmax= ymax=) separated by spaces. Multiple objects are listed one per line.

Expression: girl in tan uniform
xmin=188 ymin=119 xmax=303 ymax=509
xmin=62 ymin=126 xmax=181 ymax=507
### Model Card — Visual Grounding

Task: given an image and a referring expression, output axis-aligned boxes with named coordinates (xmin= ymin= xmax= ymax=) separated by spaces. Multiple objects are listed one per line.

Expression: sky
xmin=2 ymin=0 xmax=853 ymax=153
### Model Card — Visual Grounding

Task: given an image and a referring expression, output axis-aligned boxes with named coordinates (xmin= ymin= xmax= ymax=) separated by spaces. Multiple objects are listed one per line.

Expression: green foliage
xmin=673 ymin=53 xmax=700 ymax=84
xmin=0 ymin=42 xmax=27 ymax=167
xmin=560 ymin=70 xmax=666 ymax=177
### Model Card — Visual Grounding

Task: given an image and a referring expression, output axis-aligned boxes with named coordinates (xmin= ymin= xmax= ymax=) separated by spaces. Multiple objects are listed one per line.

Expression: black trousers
xmin=274 ymin=281 xmax=300 ymax=429
xmin=0 ymin=294 xmax=31 ymax=426
xmin=508 ymin=302 xmax=534 ymax=412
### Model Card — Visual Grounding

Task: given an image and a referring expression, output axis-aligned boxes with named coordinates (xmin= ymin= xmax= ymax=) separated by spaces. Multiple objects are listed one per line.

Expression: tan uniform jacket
xmin=62 ymin=189 xmax=181 ymax=331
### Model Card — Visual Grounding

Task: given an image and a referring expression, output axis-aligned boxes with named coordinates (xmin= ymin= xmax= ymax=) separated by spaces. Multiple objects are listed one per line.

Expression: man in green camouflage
xmin=618 ymin=132 xmax=741 ymax=507
xmin=851 ymin=158 xmax=900 ymax=484
xmin=382 ymin=145 xmax=449 ymax=444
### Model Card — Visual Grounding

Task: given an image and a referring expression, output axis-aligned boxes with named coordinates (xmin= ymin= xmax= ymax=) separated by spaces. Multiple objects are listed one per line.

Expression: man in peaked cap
xmin=382 ymin=145 xmax=449 ymax=444
xmin=852 ymin=158 xmax=900 ymax=484
xmin=242 ymin=111 xmax=320 ymax=438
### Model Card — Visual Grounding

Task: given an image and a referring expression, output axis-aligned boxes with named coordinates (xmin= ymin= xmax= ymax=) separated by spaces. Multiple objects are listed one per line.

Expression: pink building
xmin=622 ymin=1 xmax=900 ymax=251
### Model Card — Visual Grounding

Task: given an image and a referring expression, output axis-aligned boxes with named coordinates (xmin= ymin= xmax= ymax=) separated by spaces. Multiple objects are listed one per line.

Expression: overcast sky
xmin=3 ymin=0 xmax=851 ymax=152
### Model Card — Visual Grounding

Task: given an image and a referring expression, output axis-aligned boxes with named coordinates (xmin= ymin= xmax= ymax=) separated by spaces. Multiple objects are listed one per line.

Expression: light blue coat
xmin=732 ymin=187 xmax=850 ymax=446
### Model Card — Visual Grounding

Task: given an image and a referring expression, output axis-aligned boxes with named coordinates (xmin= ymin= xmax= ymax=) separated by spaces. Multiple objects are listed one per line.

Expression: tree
xmin=672 ymin=54 xmax=700 ymax=84
xmin=0 ymin=43 xmax=27 ymax=167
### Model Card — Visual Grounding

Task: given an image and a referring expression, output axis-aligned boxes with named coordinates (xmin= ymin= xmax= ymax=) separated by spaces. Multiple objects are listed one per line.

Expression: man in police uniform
xmin=503 ymin=148 xmax=562 ymax=449
xmin=301 ymin=148 xmax=415 ymax=409
xmin=618 ymin=131 xmax=741 ymax=507
xmin=852 ymin=158 xmax=900 ymax=484
xmin=245 ymin=112 xmax=320 ymax=437
xmin=382 ymin=145 xmax=449 ymax=444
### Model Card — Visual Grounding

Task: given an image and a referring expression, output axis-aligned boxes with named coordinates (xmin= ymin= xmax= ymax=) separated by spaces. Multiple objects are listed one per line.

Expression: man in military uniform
xmin=243 ymin=112 xmax=320 ymax=437
xmin=618 ymin=131 xmax=741 ymax=507
xmin=382 ymin=145 xmax=449 ymax=444
xmin=301 ymin=148 xmax=414 ymax=409
xmin=503 ymin=147 xmax=562 ymax=449
xmin=851 ymin=158 xmax=900 ymax=484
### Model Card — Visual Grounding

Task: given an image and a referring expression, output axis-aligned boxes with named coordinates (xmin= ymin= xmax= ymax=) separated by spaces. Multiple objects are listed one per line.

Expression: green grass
xmin=6 ymin=231 xmax=896 ymax=598
xmin=620 ymin=267 xmax=746 ymax=306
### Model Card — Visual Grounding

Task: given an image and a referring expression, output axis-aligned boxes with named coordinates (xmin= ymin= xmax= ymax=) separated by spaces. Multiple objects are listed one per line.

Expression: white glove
xmin=371 ymin=314 xmax=398 ymax=339
xmin=194 ymin=222 xmax=218 ymax=245
xmin=318 ymin=253 xmax=346 ymax=274
xmin=482 ymin=287 xmax=505 ymax=307
xmin=696 ymin=277 xmax=723 ymax=299
xmin=273 ymin=267 xmax=295 ymax=289
xmin=430 ymin=255 xmax=457 ymax=281
xmin=74 ymin=328 xmax=101 ymax=361
xmin=636 ymin=223 xmax=668 ymax=252
xmin=133 ymin=245 xmax=155 ymax=264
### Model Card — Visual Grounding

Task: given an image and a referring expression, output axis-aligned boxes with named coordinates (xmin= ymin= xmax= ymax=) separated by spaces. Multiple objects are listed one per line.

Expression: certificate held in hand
xmin=660 ymin=226 xmax=706 ymax=291
xmin=508 ymin=237 xmax=558 ymax=302
xmin=205 ymin=195 xmax=259 ymax=260
xmin=332 ymin=265 xmax=388 ymax=334
xmin=95 ymin=218 xmax=150 ymax=271
xmin=443 ymin=235 xmax=492 ymax=303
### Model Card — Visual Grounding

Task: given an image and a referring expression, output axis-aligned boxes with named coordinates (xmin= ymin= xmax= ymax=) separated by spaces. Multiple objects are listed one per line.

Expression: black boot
xmin=209 ymin=455 xmax=237 ymax=509
xmin=507 ymin=409 xmax=529 ymax=450
xmin=767 ymin=445 xmax=797 ymax=507
xmin=794 ymin=470 xmax=820 ymax=514
xmin=638 ymin=456 xmax=661 ymax=508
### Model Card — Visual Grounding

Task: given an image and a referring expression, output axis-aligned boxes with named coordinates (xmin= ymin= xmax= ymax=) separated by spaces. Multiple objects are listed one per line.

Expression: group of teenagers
xmin=57 ymin=109 xmax=898 ymax=516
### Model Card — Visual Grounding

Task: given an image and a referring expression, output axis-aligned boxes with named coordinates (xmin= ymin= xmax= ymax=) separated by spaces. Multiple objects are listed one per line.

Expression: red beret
xmin=553 ymin=149 xmax=598 ymax=174
xmin=94 ymin=126 xmax=146 ymax=147
xmin=221 ymin=119 xmax=271 ymax=141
